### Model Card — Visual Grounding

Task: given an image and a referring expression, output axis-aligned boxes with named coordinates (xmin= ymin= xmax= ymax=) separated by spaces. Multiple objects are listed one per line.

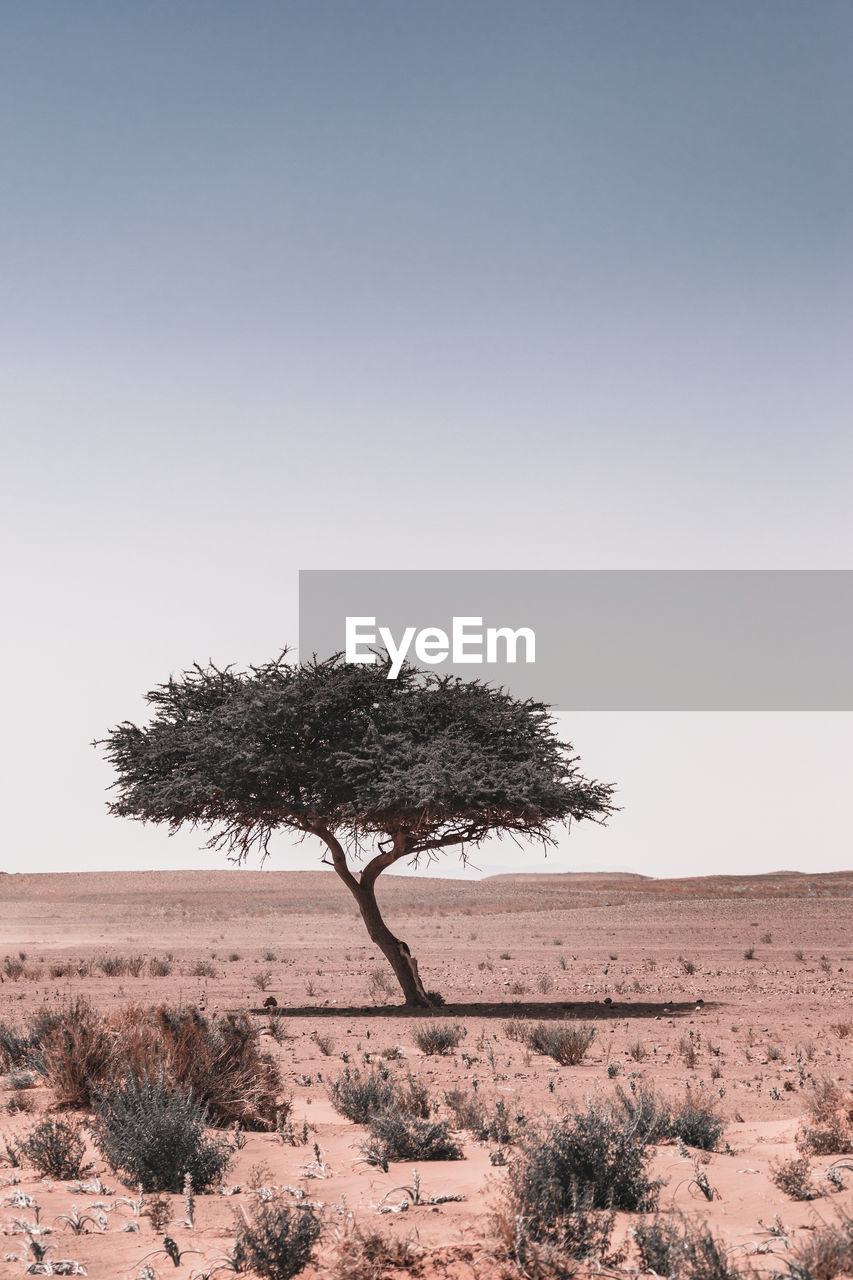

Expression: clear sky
xmin=2 ymin=3 xmax=851 ymax=880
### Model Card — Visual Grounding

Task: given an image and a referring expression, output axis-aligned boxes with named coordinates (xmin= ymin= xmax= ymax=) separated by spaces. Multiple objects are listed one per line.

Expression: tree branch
xmin=311 ymin=826 xmax=360 ymax=894
xmin=361 ymin=832 xmax=410 ymax=890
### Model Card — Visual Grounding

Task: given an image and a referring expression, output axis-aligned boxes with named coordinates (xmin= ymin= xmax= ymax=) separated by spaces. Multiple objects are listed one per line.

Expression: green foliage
xmin=509 ymin=1099 xmax=663 ymax=1230
xmin=90 ymin=1069 xmax=233 ymax=1191
xmin=617 ymin=1083 xmax=724 ymax=1151
xmin=232 ymin=1194 xmax=323 ymax=1279
xmin=99 ymin=652 xmax=615 ymax=862
xmin=327 ymin=1065 xmax=399 ymax=1124
xmin=444 ymin=1090 xmax=524 ymax=1144
xmin=15 ymin=1117 xmax=89 ymax=1180
xmin=327 ymin=1065 xmax=431 ymax=1125
xmin=359 ymin=1112 xmax=463 ymax=1167
xmin=632 ymin=1217 xmax=744 ymax=1280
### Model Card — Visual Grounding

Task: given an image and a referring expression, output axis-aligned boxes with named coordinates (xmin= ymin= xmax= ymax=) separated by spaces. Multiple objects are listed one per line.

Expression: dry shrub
xmin=797 ymin=1079 xmax=853 ymax=1156
xmin=508 ymin=1099 xmax=662 ymax=1227
xmin=25 ymin=1000 xmax=282 ymax=1129
xmin=525 ymin=1022 xmax=596 ymax=1066
xmin=413 ymin=1022 xmax=464 ymax=1055
xmin=769 ymin=1155 xmax=818 ymax=1200
xmin=116 ymin=1004 xmax=283 ymax=1130
xmin=632 ymin=1216 xmax=746 ymax=1280
xmin=232 ymin=1192 xmax=323 ymax=1279
xmin=328 ymin=1065 xmax=430 ymax=1126
xmin=491 ymin=1192 xmax=619 ymax=1278
xmin=34 ymin=999 xmax=114 ymax=1109
xmin=366 ymin=968 xmax=396 ymax=1000
xmin=617 ymin=1083 xmax=725 ymax=1151
xmin=323 ymin=1217 xmax=422 ymax=1280
xmin=0 ymin=1022 xmax=39 ymax=1071
xmin=91 ymin=1070 xmax=232 ymax=1192
xmin=15 ymin=1116 xmax=90 ymax=1180
xmin=359 ymin=1111 xmax=462 ymax=1167
xmin=786 ymin=1209 xmax=853 ymax=1280
xmin=444 ymin=1089 xmax=522 ymax=1144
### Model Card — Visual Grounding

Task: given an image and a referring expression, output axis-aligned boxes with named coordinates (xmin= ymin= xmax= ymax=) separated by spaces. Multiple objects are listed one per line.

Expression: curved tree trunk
xmin=352 ymin=880 xmax=432 ymax=1007
xmin=317 ymin=827 xmax=436 ymax=1008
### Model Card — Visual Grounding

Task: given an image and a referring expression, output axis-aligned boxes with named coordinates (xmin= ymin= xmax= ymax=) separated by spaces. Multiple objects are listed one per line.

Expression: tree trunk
xmin=352 ymin=880 xmax=433 ymax=1007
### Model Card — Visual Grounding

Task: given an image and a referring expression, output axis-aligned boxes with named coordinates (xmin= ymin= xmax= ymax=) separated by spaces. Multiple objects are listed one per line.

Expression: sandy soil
xmin=1 ymin=867 xmax=852 ymax=1278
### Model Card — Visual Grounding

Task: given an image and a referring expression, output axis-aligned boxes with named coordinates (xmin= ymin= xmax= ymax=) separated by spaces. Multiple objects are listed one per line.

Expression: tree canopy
xmin=99 ymin=651 xmax=616 ymax=1005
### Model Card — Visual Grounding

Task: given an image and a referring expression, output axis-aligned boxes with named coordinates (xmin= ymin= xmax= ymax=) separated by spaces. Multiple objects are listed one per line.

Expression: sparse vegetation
xmin=617 ymin=1084 xmax=725 ymax=1151
xmin=311 ymin=1030 xmax=334 ymax=1056
xmin=444 ymin=1089 xmax=523 ymax=1144
xmin=524 ymin=1021 xmax=596 ymax=1065
xmin=797 ymin=1079 xmax=853 ymax=1155
xmin=367 ymin=967 xmax=396 ymax=1000
xmin=325 ymin=1218 xmax=421 ymax=1280
xmin=328 ymin=1065 xmax=400 ymax=1123
xmin=632 ymin=1216 xmax=745 ymax=1279
xmin=359 ymin=1111 xmax=463 ymax=1167
xmin=232 ymin=1192 xmax=323 ymax=1279
xmin=785 ymin=1208 xmax=853 ymax=1280
xmin=498 ymin=1098 xmax=661 ymax=1268
xmin=769 ymin=1155 xmax=818 ymax=1200
xmin=91 ymin=1069 xmax=233 ymax=1191
xmin=15 ymin=1117 xmax=90 ymax=1180
xmin=413 ymin=1022 xmax=465 ymax=1055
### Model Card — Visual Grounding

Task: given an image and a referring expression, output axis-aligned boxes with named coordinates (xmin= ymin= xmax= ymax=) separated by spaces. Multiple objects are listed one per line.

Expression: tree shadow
xmin=251 ymin=998 xmax=713 ymax=1021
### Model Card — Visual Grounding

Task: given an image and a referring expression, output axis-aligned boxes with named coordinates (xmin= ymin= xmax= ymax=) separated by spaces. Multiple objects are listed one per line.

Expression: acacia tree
xmin=99 ymin=652 xmax=615 ymax=1007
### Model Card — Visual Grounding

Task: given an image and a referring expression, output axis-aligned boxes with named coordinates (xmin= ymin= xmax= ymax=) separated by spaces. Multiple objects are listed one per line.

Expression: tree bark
xmin=314 ymin=826 xmax=435 ymax=1007
xmin=352 ymin=878 xmax=433 ymax=1007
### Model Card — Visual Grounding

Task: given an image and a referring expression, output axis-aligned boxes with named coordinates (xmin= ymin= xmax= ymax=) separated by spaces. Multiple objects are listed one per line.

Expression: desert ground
xmin=1 ymin=866 xmax=852 ymax=1279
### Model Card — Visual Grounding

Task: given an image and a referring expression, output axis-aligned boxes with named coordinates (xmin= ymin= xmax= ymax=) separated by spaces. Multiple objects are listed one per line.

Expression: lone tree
xmin=99 ymin=652 xmax=615 ymax=1007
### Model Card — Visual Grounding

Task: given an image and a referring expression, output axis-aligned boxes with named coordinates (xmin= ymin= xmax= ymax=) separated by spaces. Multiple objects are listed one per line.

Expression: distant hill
xmin=1 ymin=867 xmax=850 ymax=932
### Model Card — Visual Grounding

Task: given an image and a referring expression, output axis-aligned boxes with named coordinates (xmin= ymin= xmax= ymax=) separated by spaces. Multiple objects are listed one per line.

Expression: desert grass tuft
xmin=524 ymin=1022 xmax=596 ymax=1066
xmin=413 ymin=1022 xmax=465 ymax=1055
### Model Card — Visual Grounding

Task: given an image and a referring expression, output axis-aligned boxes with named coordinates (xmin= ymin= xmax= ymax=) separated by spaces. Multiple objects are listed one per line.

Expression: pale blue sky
xmin=2 ymin=3 xmax=850 ymax=878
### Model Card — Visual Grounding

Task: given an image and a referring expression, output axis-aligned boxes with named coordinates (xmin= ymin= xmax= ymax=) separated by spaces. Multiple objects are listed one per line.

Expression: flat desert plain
xmin=1 ymin=867 xmax=852 ymax=1279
